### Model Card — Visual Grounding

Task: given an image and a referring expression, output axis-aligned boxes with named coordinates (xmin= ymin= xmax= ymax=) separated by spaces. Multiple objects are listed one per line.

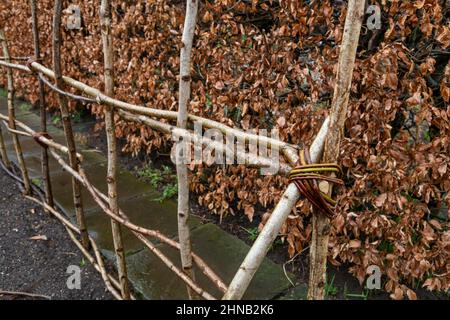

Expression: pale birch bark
xmin=0 ymin=29 xmax=31 ymax=194
xmin=222 ymin=117 xmax=330 ymax=300
xmin=176 ymin=0 xmax=199 ymax=300
xmin=0 ymin=61 xmax=29 ymax=71
xmin=52 ymin=0 xmax=89 ymax=249
xmin=100 ymin=0 xmax=130 ymax=300
xmin=29 ymin=0 xmax=54 ymax=208
xmin=307 ymin=0 xmax=365 ymax=300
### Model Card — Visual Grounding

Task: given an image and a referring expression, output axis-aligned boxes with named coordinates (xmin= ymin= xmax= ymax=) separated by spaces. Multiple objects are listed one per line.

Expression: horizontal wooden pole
xmin=0 ymin=60 xmax=299 ymax=154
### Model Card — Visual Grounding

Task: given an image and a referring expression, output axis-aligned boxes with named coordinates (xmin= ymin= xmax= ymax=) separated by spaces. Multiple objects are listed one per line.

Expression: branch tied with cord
xmin=288 ymin=148 xmax=344 ymax=218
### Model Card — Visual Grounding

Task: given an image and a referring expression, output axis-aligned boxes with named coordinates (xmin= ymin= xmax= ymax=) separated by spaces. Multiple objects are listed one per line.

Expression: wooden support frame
xmin=0 ymin=0 xmax=365 ymax=300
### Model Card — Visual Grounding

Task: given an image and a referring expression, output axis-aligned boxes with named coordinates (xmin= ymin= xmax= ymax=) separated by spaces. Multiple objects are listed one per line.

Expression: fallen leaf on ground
xmin=29 ymin=235 xmax=48 ymax=241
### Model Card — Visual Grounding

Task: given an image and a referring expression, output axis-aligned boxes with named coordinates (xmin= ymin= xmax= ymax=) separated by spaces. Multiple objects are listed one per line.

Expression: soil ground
xmin=0 ymin=168 xmax=113 ymax=300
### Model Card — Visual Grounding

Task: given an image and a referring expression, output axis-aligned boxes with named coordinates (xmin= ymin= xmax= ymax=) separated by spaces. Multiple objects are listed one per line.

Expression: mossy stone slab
xmin=0 ymin=98 xmax=34 ymax=117
xmin=51 ymin=163 xmax=155 ymax=217
xmin=277 ymin=284 xmax=308 ymax=300
xmin=14 ymin=112 xmax=42 ymax=131
xmin=22 ymin=152 xmax=64 ymax=179
xmin=85 ymin=194 xmax=200 ymax=253
xmin=5 ymin=147 xmax=106 ymax=181
xmin=4 ymin=137 xmax=44 ymax=157
xmin=125 ymin=223 xmax=292 ymax=300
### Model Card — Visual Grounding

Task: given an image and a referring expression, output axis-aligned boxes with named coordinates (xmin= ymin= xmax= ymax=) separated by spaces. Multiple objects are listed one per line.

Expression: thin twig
xmin=0 ymin=158 xmax=24 ymax=185
xmin=0 ymin=56 xmax=32 ymax=61
xmin=0 ymin=113 xmax=83 ymax=160
xmin=1 ymin=123 xmax=32 ymax=137
xmin=0 ymin=28 xmax=31 ymax=195
xmin=39 ymin=72 xmax=97 ymax=104
xmin=0 ymin=290 xmax=51 ymax=300
xmin=282 ymin=246 xmax=309 ymax=287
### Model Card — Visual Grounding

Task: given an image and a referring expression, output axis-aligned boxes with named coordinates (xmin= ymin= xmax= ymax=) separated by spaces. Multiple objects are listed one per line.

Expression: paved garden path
xmin=0 ymin=94 xmax=305 ymax=299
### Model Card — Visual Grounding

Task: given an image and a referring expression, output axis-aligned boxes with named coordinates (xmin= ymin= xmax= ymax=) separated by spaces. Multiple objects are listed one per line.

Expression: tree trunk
xmin=100 ymin=0 xmax=130 ymax=300
xmin=177 ymin=0 xmax=198 ymax=299
xmin=307 ymin=0 xmax=365 ymax=300
xmin=29 ymin=0 xmax=54 ymax=208
xmin=52 ymin=0 xmax=89 ymax=249
xmin=0 ymin=29 xmax=31 ymax=194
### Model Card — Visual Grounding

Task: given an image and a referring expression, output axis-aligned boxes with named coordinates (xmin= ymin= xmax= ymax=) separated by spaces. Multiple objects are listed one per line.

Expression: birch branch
xmin=0 ymin=60 xmax=29 ymax=71
xmin=29 ymin=0 xmax=54 ymax=208
xmin=176 ymin=0 xmax=199 ymax=299
xmin=307 ymin=0 xmax=365 ymax=300
xmin=52 ymin=0 xmax=89 ymax=249
xmin=0 ymin=29 xmax=31 ymax=195
xmin=117 ymin=110 xmax=292 ymax=174
xmin=0 ymin=113 xmax=83 ymax=159
xmin=100 ymin=0 xmax=130 ymax=300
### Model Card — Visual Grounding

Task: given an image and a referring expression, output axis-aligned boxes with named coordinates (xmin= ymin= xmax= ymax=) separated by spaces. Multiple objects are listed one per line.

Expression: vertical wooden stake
xmin=100 ymin=0 xmax=130 ymax=300
xmin=52 ymin=0 xmax=89 ymax=249
xmin=0 ymin=29 xmax=31 ymax=194
xmin=307 ymin=0 xmax=365 ymax=300
xmin=0 ymin=121 xmax=11 ymax=169
xmin=29 ymin=0 xmax=54 ymax=208
xmin=177 ymin=0 xmax=199 ymax=299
